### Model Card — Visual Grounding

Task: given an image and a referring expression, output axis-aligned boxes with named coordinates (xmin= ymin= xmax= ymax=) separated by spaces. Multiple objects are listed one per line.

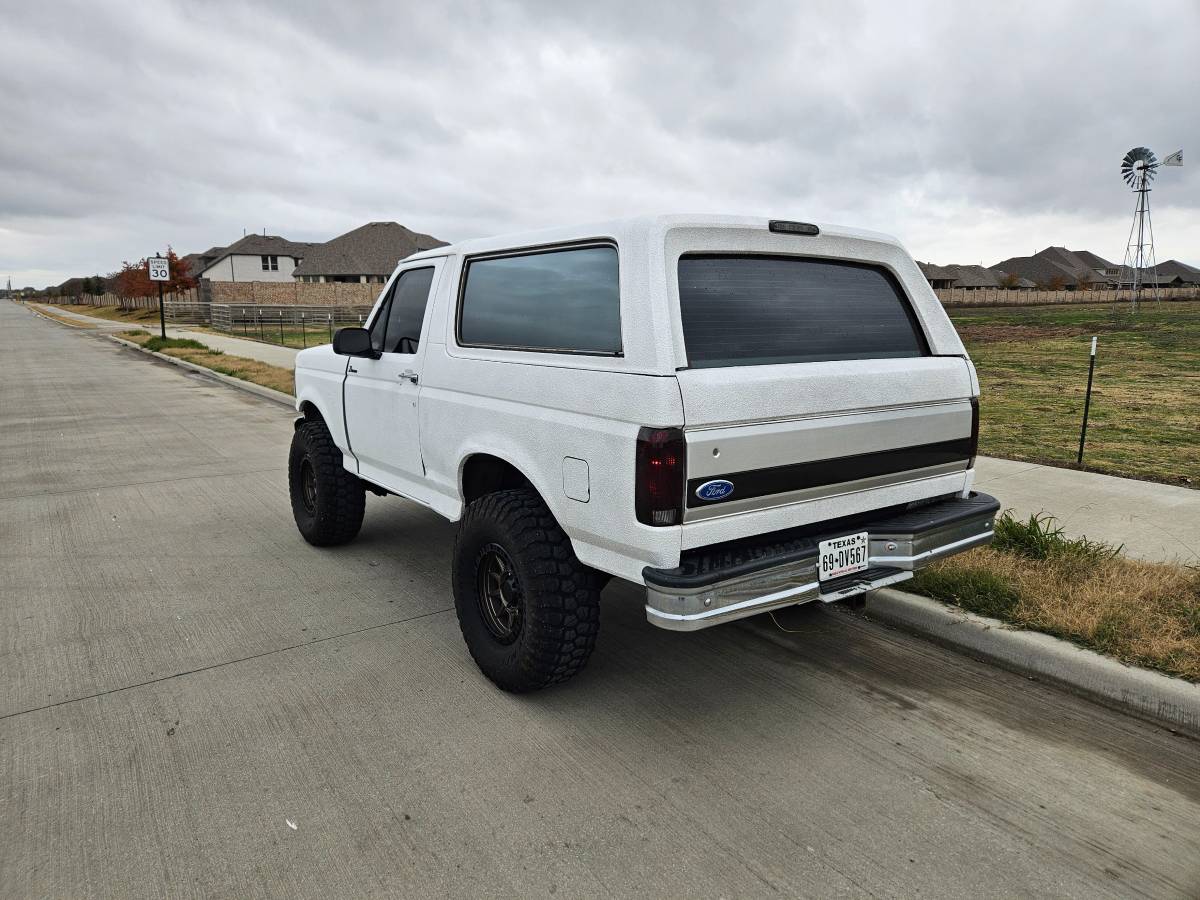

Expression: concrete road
xmin=3 ymin=299 xmax=1199 ymax=899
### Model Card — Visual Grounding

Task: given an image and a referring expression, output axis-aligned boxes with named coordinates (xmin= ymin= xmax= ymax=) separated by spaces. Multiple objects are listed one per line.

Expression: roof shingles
xmin=293 ymin=222 xmax=447 ymax=278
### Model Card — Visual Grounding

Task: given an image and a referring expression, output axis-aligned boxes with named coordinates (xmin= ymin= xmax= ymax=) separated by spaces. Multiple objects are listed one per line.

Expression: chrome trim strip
xmin=682 ymin=462 xmax=967 ymax=522
xmin=646 ymin=579 xmax=820 ymax=628
xmin=681 ymin=398 xmax=972 ymax=432
xmin=870 ymin=529 xmax=994 ymax=569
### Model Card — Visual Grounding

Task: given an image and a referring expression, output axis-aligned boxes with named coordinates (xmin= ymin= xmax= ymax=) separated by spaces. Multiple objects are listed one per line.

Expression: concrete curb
xmin=866 ymin=587 xmax=1200 ymax=739
xmin=107 ymin=335 xmax=295 ymax=409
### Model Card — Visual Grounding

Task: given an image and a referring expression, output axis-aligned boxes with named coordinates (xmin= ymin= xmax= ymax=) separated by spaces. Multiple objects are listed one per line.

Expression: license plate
xmin=818 ymin=532 xmax=869 ymax=581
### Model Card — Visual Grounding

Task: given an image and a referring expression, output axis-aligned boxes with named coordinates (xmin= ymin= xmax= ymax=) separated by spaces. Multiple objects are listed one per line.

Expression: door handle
xmin=347 ymin=365 xmax=358 ymax=374
xmin=399 ymin=370 xmax=418 ymax=385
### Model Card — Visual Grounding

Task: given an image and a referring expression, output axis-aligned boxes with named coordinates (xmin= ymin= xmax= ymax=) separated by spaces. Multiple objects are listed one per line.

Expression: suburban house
xmin=916 ymin=262 xmax=957 ymax=289
xmin=1145 ymin=259 xmax=1200 ymax=287
xmin=179 ymin=245 xmax=225 ymax=280
xmin=919 ymin=246 xmax=1119 ymax=290
xmin=919 ymin=262 xmax=1021 ymax=290
xmin=921 ymin=245 xmax=1200 ymax=291
xmin=945 ymin=264 xmax=1001 ymax=289
xmin=292 ymin=222 xmax=446 ymax=284
xmin=197 ymin=234 xmax=317 ymax=282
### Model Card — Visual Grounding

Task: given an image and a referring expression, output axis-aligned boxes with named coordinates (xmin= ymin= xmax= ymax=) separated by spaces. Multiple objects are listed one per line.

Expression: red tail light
xmin=968 ymin=397 xmax=980 ymax=467
xmin=635 ymin=426 xmax=685 ymax=526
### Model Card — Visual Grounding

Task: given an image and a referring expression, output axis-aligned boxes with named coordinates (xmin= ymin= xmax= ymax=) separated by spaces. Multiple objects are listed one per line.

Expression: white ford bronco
xmin=289 ymin=215 xmax=998 ymax=691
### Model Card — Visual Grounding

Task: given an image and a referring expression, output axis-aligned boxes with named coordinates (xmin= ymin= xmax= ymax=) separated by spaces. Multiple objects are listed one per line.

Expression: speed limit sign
xmin=148 ymin=256 xmax=169 ymax=281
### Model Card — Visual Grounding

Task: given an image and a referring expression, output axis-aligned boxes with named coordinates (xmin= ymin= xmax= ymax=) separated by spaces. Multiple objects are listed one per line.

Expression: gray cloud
xmin=2 ymin=0 xmax=1197 ymax=287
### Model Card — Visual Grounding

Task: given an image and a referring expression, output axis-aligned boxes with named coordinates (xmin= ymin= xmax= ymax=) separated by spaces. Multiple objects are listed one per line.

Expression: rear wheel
xmin=289 ymin=420 xmax=365 ymax=546
xmin=453 ymin=488 xmax=601 ymax=692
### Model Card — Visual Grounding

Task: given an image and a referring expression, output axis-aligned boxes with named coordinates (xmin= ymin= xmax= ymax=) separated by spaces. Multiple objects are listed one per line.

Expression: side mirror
xmin=332 ymin=327 xmax=378 ymax=358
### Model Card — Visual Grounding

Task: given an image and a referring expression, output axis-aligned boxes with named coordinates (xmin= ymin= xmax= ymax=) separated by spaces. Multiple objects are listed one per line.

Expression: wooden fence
xmin=42 ymin=282 xmax=1200 ymax=320
xmin=934 ymin=285 xmax=1200 ymax=307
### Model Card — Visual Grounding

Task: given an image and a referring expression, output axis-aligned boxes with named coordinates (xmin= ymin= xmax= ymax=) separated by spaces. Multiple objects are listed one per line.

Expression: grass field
xmin=950 ymin=300 xmax=1200 ymax=486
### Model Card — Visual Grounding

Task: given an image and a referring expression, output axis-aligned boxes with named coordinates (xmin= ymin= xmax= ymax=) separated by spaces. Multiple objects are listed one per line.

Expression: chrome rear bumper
xmin=643 ymin=492 xmax=999 ymax=632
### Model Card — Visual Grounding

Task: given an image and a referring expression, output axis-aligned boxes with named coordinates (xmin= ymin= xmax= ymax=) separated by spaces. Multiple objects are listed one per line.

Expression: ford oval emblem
xmin=695 ymin=479 xmax=735 ymax=501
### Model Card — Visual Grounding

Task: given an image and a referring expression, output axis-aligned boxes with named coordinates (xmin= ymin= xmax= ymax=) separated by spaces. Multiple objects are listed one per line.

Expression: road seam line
xmin=0 ymin=607 xmax=454 ymax=723
xmin=0 ymin=467 xmax=281 ymax=503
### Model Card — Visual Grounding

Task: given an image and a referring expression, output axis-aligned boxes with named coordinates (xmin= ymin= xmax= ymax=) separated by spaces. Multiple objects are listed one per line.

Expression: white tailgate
xmin=677 ymin=357 xmax=975 ymax=527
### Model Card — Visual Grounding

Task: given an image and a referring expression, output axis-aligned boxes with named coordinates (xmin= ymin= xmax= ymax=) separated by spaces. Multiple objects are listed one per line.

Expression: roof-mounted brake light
xmin=769 ymin=220 xmax=820 ymax=236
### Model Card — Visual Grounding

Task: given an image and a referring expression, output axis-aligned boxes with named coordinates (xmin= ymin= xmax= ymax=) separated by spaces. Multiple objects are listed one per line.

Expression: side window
xmin=382 ymin=267 xmax=436 ymax=354
xmin=458 ymin=245 xmax=621 ymax=354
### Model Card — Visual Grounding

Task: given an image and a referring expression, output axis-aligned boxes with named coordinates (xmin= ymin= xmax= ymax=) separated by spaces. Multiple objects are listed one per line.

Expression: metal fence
xmin=163 ymin=301 xmax=211 ymax=324
xmin=210 ymin=304 xmax=375 ymax=347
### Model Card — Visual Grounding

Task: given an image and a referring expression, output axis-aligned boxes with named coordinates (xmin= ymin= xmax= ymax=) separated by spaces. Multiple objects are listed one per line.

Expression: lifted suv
xmin=289 ymin=215 xmax=998 ymax=691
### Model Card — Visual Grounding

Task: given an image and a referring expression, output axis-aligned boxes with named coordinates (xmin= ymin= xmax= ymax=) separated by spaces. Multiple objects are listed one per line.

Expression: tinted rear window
xmin=459 ymin=245 xmax=621 ymax=354
xmin=678 ymin=255 xmax=928 ymax=368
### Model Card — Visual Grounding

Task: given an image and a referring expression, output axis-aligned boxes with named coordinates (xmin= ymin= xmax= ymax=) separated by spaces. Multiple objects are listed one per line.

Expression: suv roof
xmin=403 ymin=214 xmax=904 ymax=263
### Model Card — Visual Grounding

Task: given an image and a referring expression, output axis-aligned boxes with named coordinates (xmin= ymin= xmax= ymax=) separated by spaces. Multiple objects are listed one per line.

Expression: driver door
xmin=343 ymin=262 xmax=442 ymax=498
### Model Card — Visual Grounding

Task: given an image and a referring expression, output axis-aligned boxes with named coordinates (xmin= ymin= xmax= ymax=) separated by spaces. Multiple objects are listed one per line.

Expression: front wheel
xmin=288 ymin=420 xmax=365 ymax=546
xmin=453 ymin=489 xmax=601 ymax=692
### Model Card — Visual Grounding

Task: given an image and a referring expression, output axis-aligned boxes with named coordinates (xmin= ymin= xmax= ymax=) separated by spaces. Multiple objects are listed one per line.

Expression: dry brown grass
xmin=914 ymin=545 xmax=1200 ymax=681
xmin=120 ymin=330 xmax=294 ymax=395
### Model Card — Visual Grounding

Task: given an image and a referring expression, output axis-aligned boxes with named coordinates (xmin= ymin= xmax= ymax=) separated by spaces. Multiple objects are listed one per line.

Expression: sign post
xmin=148 ymin=254 xmax=169 ymax=339
xmin=1076 ymin=336 xmax=1097 ymax=466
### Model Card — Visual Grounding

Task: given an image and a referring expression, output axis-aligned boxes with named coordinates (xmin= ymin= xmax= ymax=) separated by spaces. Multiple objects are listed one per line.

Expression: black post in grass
xmin=1077 ymin=336 xmax=1097 ymax=466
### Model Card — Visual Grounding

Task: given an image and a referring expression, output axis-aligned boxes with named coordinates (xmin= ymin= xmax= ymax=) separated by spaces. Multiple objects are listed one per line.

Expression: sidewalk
xmin=29 ymin=303 xmax=129 ymax=330
xmin=974 ymin=457 xmax=1198 ymax=563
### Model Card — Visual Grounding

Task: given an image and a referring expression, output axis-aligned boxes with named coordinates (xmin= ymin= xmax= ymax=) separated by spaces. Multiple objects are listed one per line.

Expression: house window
xmin=261 ymin=255 xmax=279 ymax=271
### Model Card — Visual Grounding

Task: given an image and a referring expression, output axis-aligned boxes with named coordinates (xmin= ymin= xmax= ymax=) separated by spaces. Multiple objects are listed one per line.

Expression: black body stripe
xmin=686 ymin=438 xmax=973 ymax=508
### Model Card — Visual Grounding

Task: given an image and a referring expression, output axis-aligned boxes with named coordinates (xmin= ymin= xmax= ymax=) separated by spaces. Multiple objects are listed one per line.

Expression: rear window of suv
xmin=677 ymin=255 xmax=929 ymax=368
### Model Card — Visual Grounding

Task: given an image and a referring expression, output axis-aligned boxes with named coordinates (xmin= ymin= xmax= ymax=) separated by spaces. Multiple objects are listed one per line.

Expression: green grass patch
xmin=144 ymin=336 xmax=213 ymax=353
xmin=992 ymin=511 xmax=1121 ymax=562
xmin=910 ymin=564 xmax=1021 ymax=620
xmin=949 ymin=300 xmax=1200 ymax=486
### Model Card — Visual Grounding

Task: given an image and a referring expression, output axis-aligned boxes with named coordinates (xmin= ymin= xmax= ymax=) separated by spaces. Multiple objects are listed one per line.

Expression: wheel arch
xmin=296 ymin=399 xmax=324 ymax=427
xmin=293 ymin=384 xmax=351 ymax=458
xmin=459 ymin=452 xmax=536 ymax=506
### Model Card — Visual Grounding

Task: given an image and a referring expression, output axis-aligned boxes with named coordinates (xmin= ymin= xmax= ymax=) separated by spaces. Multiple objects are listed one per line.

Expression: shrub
xmin=992 ymin=511 xmax=1121 ymax=563
xmin=144 ymin=336 xmax=213 ymax=353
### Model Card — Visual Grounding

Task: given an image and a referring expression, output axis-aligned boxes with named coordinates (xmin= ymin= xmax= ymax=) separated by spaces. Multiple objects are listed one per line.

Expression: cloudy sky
xmin=2 ymin=0 xmax=1197 ymax=288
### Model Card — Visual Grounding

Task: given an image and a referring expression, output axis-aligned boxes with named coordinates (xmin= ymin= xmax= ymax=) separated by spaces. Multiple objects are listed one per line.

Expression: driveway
xmin=3 ymin=300 xmax=1198 ymax=899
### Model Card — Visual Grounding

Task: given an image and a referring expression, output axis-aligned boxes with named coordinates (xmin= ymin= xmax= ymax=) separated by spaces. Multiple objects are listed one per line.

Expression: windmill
xmin=1117 ymin=146 xmax=1183 ymax=308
